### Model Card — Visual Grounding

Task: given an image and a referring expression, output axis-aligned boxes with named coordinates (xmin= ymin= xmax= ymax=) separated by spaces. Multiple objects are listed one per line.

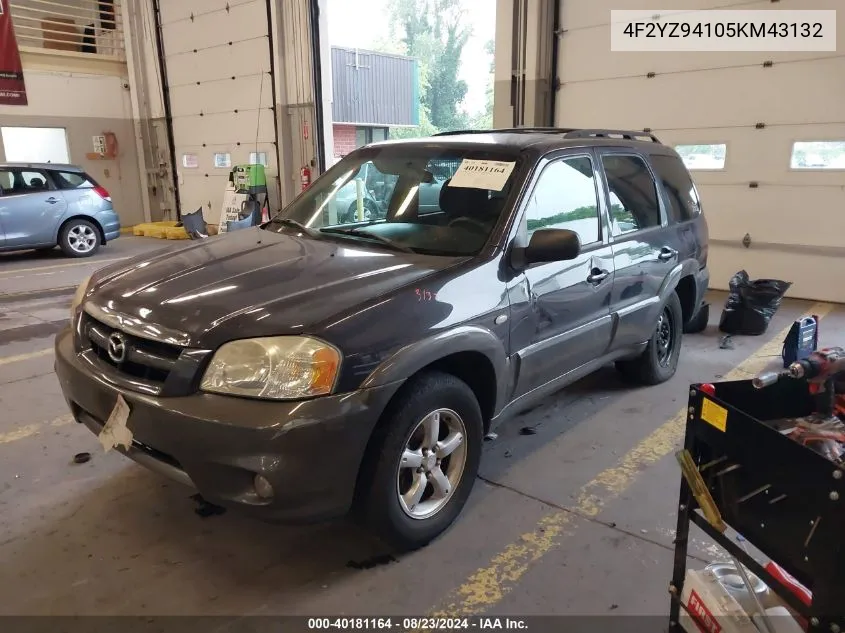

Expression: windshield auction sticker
xmin=449 ymin=159 xmax=516 ymax=191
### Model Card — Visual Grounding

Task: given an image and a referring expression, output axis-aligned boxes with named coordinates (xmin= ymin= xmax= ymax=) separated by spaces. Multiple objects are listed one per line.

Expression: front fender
xmin=359 ymin=325 xmax=511 ymax=414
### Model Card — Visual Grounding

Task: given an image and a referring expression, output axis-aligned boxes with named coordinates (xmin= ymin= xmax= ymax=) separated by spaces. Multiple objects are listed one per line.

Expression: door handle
xmin=46 ymin=197 xmax=59 ymax=204
xmin=658 ymin=247 xmax=677 ymax=261
xmin=587 ymin=268 xmax=610 ymax=284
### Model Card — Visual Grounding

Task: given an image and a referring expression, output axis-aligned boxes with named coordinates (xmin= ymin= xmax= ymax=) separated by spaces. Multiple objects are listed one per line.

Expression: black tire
xmin=354 ymin=371 xmax=483 ymax=552
xmin=683 ymin=302 xmax=710 ymax=334
xmin=345 ymin=200 xmax=376 ymax=223
xmin=616 ymin=292 xmax=684 ymax=385
xmin=59 ymin=219 xmax=100 ymax=258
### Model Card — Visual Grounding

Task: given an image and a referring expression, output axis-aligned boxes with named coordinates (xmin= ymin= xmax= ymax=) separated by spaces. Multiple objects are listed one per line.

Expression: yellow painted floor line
xmin=0 ymin=348 xmax=53 ymax=366
xmin=0 ymin=414 xmax=73 ymax=445
xmin=0 ymin=257 xmax=126 ymax=276
xmin=430 ymin=302 xmax=835 ymax=618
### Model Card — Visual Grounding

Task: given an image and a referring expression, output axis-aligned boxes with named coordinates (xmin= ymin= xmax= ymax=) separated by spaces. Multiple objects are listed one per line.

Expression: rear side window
xmin=51 ymin=171 xmax=96 ymax=190
xmin=650 ymin=155 xmax=702 ymax=223
xmin=600 ymin=154 xmax=661 ymax=236
xmin=0 ymin=168 xmax=51 ymax=194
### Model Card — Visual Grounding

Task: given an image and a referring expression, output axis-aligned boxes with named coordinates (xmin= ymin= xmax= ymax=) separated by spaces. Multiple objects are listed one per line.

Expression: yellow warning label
xmin=701 ymin=398 xmax=728 ymax=432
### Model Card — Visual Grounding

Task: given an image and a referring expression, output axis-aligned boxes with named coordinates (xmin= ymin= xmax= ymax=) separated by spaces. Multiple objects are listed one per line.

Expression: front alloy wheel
xmin=355 ymin=371 xmax=483 ymax=552
xmin=397 ymin=408 xmax=467 ymax=520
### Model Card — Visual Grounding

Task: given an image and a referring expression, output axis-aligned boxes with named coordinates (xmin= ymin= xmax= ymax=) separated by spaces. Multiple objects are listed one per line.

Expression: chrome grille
xmin=81 ymin=313 xmax=182 ymax=386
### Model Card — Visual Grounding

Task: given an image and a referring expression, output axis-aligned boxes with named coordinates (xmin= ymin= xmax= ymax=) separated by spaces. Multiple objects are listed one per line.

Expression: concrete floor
xmin=1 ymin=237 xmax=842 ymax=621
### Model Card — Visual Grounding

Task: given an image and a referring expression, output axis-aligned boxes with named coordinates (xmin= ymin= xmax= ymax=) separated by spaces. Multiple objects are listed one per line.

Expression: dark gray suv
xmin=55 ymin=128 xmax=709 ymax=551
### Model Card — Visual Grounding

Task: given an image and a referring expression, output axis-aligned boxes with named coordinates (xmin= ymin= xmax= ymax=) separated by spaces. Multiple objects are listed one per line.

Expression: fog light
xmin=254 ymin=474 xmax=274 ymax=499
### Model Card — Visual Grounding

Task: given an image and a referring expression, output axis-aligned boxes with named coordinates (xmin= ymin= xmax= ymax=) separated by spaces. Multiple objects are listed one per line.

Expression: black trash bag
xmin=718 ymin=270 xmax=792 ymax=336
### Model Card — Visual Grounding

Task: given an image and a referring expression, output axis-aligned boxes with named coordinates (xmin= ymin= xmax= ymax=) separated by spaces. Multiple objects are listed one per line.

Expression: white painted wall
xmin=0 ymin=70 xmax=130 ymax=119
xmin=496 ymin=0 xmax=845 ymax=303
xmin=0 ymin=67 xmax=146 ymax=226
xmin=559 ymin=0 xmax=845 ymax=303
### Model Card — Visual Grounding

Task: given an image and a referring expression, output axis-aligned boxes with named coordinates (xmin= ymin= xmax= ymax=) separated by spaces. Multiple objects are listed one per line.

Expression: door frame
xmin=592 ymin=147 xmax=671 ymax=244
xmin=504 ymin=147 xmax=617 ymax=396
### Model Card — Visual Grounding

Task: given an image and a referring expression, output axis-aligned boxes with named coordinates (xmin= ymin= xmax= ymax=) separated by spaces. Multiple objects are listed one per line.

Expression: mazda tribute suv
xmin=55 ymin=128 xmax=710 ymax=551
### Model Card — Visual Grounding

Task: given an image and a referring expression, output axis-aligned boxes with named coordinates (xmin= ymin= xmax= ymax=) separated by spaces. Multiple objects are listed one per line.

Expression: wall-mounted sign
xmin=93 ymin=135 xmax=106 ymax=155
xmin=0 ymin=0 xmax=27 ymax=106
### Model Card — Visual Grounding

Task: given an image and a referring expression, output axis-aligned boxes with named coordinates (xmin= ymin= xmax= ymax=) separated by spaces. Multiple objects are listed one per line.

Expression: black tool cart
xmin=669 ymin=377 xmax=845 ymax=632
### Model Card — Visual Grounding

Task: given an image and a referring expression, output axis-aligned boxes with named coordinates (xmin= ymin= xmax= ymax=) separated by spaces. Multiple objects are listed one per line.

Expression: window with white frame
xmin=790 ymin=141 xmax=845 ymax=170
xmin=674 ymin=144 xmax=727 ymax=170
xmin=1 ymin=126 xmax=70 ymax=163
xmin=214 ymin=153 xmax=232 ymax=169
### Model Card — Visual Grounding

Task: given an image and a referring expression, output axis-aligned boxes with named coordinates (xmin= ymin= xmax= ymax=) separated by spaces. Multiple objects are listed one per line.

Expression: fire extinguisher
xmin=300 ymin=165 xmax=311 ymax=191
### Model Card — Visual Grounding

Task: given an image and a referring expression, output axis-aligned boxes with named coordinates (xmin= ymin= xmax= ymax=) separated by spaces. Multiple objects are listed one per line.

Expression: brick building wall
xmin=333 ymin=124 xmax=357 ymax=157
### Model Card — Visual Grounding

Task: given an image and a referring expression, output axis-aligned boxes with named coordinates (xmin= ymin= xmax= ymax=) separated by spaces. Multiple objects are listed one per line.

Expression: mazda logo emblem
xmin=107 ymin=332 xmax=128 ymax=364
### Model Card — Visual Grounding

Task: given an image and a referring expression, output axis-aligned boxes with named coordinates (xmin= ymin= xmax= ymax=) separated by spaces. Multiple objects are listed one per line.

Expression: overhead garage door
xmin=155 ymin=0 xmax=278 ymax=223
xmin=554 ymin=0 xmax=845 ymax=302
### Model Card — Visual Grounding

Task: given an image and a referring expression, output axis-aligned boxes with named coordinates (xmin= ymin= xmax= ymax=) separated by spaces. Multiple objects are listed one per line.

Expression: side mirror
xmin=523 ymin=228 xmax=581 ymax=265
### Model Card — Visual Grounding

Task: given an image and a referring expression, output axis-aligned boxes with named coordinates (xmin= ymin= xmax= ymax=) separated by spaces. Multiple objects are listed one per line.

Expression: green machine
xmin=230 ymin=164 xmax=268 ymax=228
xmin=232 ymin=164 xmax=267 ymax=195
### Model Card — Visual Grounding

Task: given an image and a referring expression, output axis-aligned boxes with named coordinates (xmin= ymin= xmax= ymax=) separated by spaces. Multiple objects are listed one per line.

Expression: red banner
xmin=0 ymin=0 xmax=27 ymax=106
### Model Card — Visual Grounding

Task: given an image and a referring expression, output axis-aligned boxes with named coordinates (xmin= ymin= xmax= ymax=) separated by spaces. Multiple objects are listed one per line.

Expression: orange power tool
xmin=754 ymin=347 xmax=845 ymax=417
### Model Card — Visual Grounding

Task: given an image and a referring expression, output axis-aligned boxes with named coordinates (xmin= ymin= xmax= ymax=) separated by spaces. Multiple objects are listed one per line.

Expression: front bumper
xmin=54 ymin=327 xmax=399 ymax=523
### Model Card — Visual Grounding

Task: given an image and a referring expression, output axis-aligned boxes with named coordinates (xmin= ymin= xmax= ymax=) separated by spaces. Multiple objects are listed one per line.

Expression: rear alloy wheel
xmin=59 ymin=219 xmax=100 ymax=258
xmin=355 ymin=371 xmax=483 ymax=552
xmin=616 ymin=291 xmax=683 ymax=385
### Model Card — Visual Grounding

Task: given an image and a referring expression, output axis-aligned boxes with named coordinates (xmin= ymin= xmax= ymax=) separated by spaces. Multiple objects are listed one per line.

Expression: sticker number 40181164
xmin=448 ymin=159 xmax=516 ymax=191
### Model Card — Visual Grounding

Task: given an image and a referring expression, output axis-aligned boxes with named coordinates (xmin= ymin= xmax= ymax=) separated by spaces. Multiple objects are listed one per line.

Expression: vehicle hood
xmin=87 ymin=228 xmax=459 ymax=348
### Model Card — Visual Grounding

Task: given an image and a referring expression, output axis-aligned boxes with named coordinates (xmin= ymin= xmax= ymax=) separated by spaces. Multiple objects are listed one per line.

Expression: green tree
xmin=385 ymin=0 xmax=472 ymax=134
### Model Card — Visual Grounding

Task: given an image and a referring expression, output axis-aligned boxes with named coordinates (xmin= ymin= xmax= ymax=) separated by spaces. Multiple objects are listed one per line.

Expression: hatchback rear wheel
xmin=59 ymin=219 xmax=100 ymax=258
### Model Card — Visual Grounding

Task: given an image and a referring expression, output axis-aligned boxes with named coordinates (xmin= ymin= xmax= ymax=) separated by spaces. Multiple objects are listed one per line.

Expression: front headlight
xmin=200 ymin=336 xmax=341 ymax=400
xmin=70 ymin=275 xmax=92 ymax=321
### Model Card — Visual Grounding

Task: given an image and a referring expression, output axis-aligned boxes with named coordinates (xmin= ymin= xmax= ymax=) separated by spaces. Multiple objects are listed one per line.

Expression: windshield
xmin=264 ymin=145 xmax=521 ymax=256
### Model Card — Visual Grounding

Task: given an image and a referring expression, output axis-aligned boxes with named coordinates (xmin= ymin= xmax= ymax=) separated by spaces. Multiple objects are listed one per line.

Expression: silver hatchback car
xmin=0 ymin=163 xmax=121 ymax=258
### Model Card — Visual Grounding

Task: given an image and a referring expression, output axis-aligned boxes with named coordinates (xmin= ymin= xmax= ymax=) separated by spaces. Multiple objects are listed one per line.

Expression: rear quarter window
xmin=650 ymin=155 xmax=702 ymax=223
xmin=51 ymin=170 xmax=96 ymax=190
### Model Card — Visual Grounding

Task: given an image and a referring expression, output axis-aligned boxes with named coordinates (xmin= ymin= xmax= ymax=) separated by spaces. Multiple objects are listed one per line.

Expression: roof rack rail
xmin=432 ymin=127 xmax=662 ymax=143
xmin=433 ymin=127 xmax=578 ymax=137
xmin=562 ymin=129 xmax=662 ymax=143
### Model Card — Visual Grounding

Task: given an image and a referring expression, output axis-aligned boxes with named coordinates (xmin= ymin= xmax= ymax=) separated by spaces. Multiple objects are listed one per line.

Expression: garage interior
xmin=2 ymin=0 xmax=845 ymax=627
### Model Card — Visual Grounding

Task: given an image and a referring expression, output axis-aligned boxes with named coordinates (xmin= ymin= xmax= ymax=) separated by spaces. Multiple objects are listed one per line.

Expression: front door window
xmin=524 ymin=155 xmax=601 ymax=245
